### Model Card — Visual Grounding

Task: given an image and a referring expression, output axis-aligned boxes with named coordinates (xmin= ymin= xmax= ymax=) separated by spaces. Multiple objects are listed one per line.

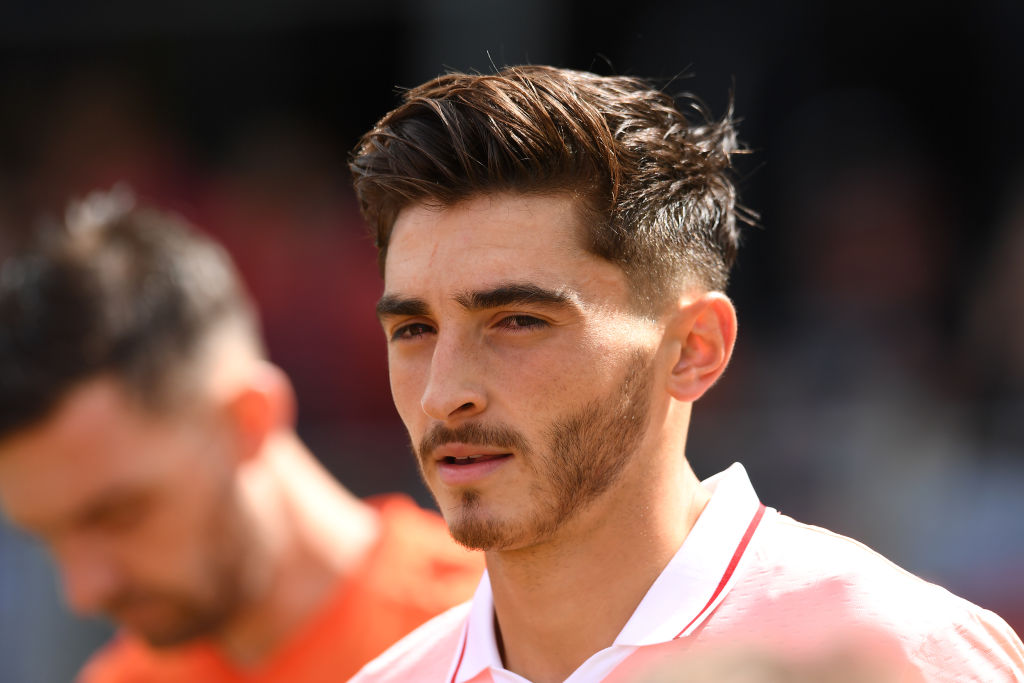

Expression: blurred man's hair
xmin=0 ymin=189 xmax=261 ymax=440
xmin=350 ymin=65 xmax=749 ymax=311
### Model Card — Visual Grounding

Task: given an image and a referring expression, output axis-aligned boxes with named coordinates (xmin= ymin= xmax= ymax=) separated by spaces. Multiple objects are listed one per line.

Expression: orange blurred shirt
xmin=78 ymin=495 xmax=483 ymax=683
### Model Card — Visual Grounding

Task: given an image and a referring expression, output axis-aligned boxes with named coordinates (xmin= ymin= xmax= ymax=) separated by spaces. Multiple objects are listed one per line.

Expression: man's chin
xmin=447 ymin=506 xmax=533 ymax=552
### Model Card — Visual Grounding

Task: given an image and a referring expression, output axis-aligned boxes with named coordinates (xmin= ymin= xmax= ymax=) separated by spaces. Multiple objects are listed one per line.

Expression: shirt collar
xmin=614 ymin=462 xmax=764 ymax=645
xmin=452 ymin=462 xmax=765 ymax=682
xmin=454 ymin=569 xmax=505 ymax=682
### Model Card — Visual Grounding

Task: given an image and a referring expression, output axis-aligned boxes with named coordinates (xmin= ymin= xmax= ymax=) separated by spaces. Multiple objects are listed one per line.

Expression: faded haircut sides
xmin=0 ymin=191 xmax=261 ymax=441
xmin=349 ymin=65 xmax=749 ymax=312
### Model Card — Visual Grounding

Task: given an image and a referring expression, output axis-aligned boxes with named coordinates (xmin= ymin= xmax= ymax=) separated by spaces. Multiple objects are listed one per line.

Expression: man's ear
xmin=222 ymin=362 xmax=296 ymax=464
xmin=664 ymin=292 xmax=737 ymax=403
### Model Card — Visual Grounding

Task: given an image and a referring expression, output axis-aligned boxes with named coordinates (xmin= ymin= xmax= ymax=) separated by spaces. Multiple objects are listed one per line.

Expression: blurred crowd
xmin=1 ymin=1 xmax=1022 ymax=680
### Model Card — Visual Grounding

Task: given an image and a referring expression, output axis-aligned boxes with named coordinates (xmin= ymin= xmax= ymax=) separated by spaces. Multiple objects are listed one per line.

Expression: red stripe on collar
xmin=674 ymin=502 xmax=767 ymax=639
xmin=449 ymin=619 xmax=471 ymax=683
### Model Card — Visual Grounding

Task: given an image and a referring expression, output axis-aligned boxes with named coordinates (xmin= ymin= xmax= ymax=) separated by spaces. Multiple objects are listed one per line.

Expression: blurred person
xmin=0 ymin=188 xmax=483 ymax=683
xmin=347 ymin=66 xmax=1024 ymax=682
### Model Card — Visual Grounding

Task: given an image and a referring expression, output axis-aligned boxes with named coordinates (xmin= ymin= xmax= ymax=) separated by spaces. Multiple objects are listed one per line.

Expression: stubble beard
xmin=418 ymin=350 xmax=654 ymax=551
xmin=105 ymin=483 xmax=254 ymax=648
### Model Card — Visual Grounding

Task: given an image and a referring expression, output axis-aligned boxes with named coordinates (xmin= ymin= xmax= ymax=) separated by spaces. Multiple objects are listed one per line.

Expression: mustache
xmin=418 ymin=422 xmax=532 ymax=460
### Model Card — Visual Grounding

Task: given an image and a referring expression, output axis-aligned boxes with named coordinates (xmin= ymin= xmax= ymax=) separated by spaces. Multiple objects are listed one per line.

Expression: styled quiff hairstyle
xmin=350 ymin=65 xmax=747 ymax=310
xmin=0 ymin=190 xmax=261 ymax=440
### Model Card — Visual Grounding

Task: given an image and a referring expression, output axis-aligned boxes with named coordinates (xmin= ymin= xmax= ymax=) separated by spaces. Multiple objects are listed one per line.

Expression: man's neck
xmin=216 ymin=436 xmax=380 ymax=666
xmin=486 ymin=459 xmax=710 ymax=683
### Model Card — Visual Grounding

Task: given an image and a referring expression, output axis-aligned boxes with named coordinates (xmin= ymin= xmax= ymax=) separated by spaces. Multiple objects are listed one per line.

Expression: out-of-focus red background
xmin=1 ymin=2 xmax=1022 ymax=679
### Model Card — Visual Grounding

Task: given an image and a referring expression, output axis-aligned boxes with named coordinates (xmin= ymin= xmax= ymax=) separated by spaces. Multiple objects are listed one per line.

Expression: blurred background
xmin=1 ymin=0 xmax=1022 ymax=680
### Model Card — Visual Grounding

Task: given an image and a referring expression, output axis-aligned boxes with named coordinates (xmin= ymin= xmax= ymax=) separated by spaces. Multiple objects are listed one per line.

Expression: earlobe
xmin=665 ymin=293 xmax=737 ymax=403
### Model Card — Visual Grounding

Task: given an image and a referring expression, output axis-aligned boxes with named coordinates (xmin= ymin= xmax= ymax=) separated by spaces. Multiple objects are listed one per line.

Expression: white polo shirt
xmin=350 ymin=463 xmax=1024 ymax=682
xmin=450 ymin=463 xmax=764 ymax=682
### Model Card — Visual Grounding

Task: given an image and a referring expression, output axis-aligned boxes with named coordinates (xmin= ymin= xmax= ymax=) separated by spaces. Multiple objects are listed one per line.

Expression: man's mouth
xmin=432 ymin=444 xmax=515 ymax=485
xmin=443 ymin=453 xmax=512 ymax=465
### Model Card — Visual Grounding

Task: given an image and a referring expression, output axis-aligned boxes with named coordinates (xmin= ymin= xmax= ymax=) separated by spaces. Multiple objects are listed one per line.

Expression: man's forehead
xmin=383 ymin=193 xmax=607 ymax=294
xmin=392 ymin=192 xmax=583 ymax=246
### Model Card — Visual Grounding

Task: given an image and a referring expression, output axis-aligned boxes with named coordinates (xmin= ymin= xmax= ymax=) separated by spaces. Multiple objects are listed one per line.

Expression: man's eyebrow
xmin=455 ymin=283 xmax=577 ymax=311
xmin=376 ymin=284 xmax=577 ymax=319
xmin=376 ymin=294 xmax=430 ymax=319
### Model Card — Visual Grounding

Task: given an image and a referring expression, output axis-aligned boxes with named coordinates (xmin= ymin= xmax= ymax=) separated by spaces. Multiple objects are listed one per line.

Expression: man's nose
xmin=420 ymin=332 xmax=487 ymax=422
xmin=56 ymin=540 xmax=120 ymax=615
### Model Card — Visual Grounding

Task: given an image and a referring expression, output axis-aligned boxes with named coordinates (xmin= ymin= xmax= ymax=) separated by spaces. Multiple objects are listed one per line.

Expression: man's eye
xmin=391 ymin=323 xmax=435 ymax=341
xmin=495 ymin=315 xmax=548 ymax=331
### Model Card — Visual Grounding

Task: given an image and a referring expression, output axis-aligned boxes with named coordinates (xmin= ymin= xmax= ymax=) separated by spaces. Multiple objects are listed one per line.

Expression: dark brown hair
xmin=0 ymin=194 xmax=260 ymax=440
xmin=350 ymin=65 xmax=748 ymax=309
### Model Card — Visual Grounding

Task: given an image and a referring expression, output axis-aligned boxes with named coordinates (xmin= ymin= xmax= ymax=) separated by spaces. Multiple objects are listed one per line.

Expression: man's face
xmin=0 ymin=377 xmax=251 ymax=646
xmin=380 ymin=193 xmax=662 ymax=552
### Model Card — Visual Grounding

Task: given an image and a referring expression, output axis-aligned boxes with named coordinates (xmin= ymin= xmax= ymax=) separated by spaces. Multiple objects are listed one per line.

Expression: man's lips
xmin=432 ymin=443 xmax=514 ymax=464
xmin=431 ymin=443 xmax=514 ymax=485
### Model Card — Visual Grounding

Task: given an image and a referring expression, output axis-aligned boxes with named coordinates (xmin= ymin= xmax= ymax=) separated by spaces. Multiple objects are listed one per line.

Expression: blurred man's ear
xmin=223 ymin=362 xmax=296 ymax=463
xmin=663 ymin=292 xmax=737 ymax=403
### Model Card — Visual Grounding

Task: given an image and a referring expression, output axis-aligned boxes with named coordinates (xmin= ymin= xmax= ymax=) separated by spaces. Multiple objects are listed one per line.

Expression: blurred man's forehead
xmin=0 ymin=377 xmax=188 ymax=533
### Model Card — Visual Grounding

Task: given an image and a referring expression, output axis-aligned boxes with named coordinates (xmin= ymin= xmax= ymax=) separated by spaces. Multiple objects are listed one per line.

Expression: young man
xmin=0 ymin=191 xmax=483 ymax=683
xmin=347 ymin=66 xmax=1024 ymax=682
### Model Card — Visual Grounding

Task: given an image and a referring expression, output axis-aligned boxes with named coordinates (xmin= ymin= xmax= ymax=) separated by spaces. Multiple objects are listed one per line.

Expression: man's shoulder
xmin=76 ymin=634 xmax=208 ymax=683
xmin=349 ymin=601 xmax=471 ymax=683
xmin=366 ymin=494 xmax=484 ymax=613
xmin=709 ymin=511 xmax=1024 ymax=678
xmin=370 ymin=494 xmax=481 ymax=571
xmin=746 ymin=512 xmax=980 ymax=617
xmin=77 ymin=636 xmax=133 ymax=683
